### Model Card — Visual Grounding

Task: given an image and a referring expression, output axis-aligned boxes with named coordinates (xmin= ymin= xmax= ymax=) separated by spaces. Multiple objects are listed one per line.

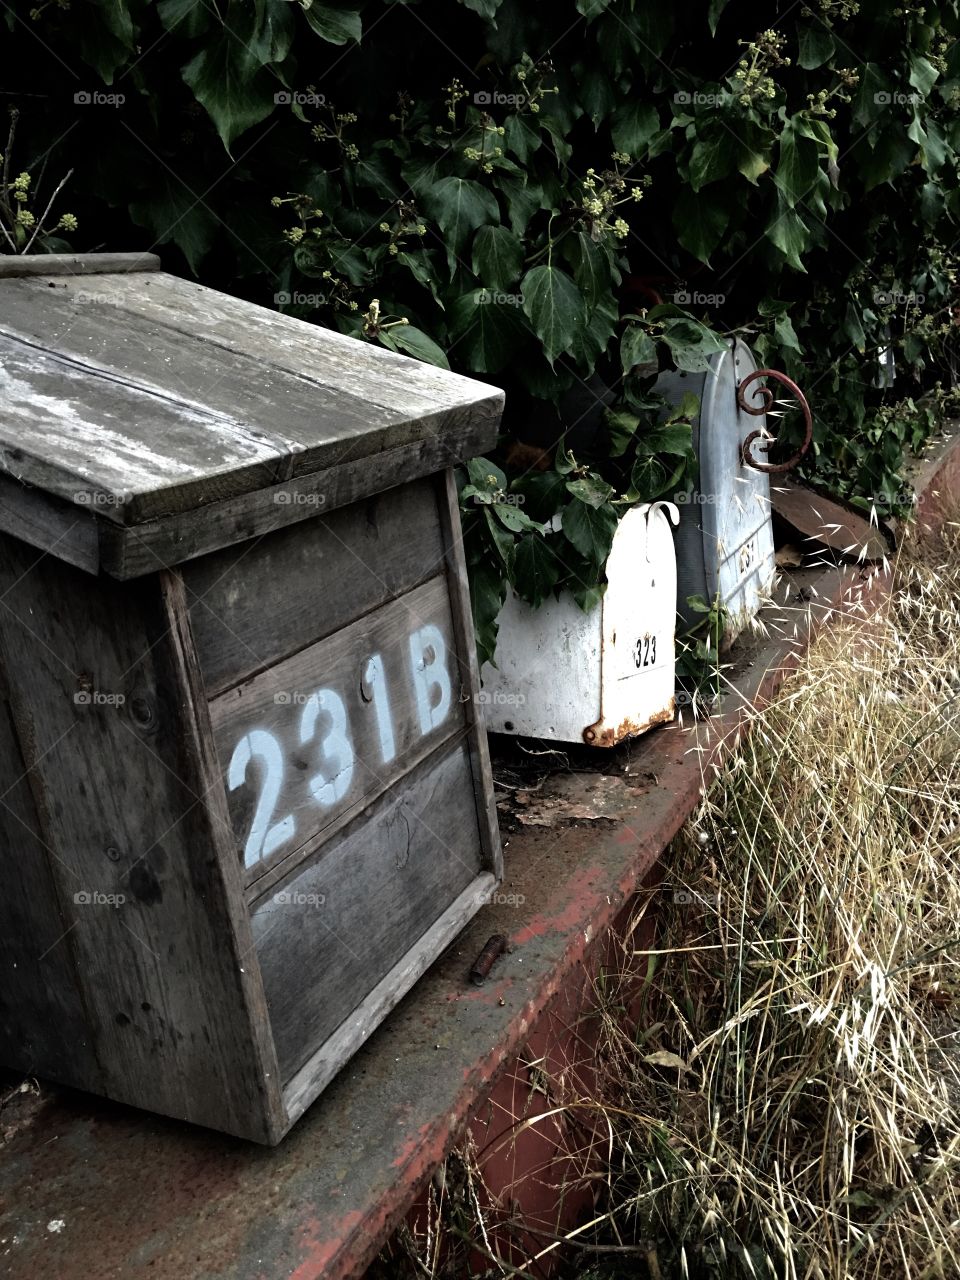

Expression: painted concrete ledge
xmin=0 ymin=432 xmax=957 ymax=1280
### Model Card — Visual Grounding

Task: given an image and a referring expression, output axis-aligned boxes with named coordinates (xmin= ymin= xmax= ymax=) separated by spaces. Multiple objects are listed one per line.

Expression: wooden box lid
xmin=0 ymin=254 xmax=503 ymax=576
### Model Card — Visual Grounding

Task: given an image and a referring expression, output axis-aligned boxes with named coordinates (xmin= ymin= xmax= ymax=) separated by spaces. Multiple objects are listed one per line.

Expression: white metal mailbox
xmin=654 ymin=339 xmax=811 ymax=642
xmin=480 ymin=502 xmax=680 ymax=746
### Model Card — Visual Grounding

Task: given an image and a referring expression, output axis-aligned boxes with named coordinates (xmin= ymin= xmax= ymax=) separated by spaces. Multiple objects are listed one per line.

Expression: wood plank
xmin=437 ymin=469 xmax=503 ymax=880
xmin=0 ymin=694 xmax=102 ymax=1090
xmin=253 ymin=740 xmax=485 ymax=1081
xmin=98 ymin=427 xmax=495 ymax=578
xmin=0 ymin=474 xmax=100 ymax=574
xmin=0 ymin=534 xmax=282 ymax=1141
xmin=35 ymin=269 xmax=500 ymax=420
xmin=0 ymin=330 xmax=285 ymax=515
xmin=185 ymin=478 xmax=445 ymax=696
xmin=0 ymin=274 xmax=504 ymax=528
xmin=281 ymin=870 xmax=496 ymax=1125
xmin=209 ymin=576 xmax=465 ymax=889
xmin=0 ymin=253 xmax=160 ymax=278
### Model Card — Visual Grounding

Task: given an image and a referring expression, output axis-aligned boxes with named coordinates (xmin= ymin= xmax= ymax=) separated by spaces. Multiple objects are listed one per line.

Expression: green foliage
xmin=3 ymin=0 xmax=960 ymax=621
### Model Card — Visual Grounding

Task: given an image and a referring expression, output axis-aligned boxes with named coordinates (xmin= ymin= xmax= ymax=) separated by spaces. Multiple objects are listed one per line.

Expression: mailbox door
xmin=656 ymin=340 xmax=775 ymax=639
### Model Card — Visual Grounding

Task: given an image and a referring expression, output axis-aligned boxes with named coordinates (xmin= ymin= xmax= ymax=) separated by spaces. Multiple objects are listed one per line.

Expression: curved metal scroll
xmin=736 ymin=369 xmax=813 ymax=474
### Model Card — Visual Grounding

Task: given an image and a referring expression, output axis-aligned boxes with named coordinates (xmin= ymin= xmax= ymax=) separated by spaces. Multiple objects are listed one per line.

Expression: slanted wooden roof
xmin=0 ymin=254 xmax=503 ymax=577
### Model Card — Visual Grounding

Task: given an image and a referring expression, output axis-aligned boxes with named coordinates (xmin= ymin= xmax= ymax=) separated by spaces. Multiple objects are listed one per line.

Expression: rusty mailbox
xmin=654 ymin=339 xmax=812 ymax=642
xmin=481 ymin=501 xmax=680 ymax=745
xmin=0 ymin=253 xmax=503 ymax=1143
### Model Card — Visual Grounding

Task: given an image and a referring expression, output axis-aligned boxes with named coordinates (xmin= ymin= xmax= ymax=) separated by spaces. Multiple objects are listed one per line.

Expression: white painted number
xmin=227 ymin=629 xmax=453 ymax=868
xmin=228 ymin=730 xmax=296 ymax=868
xmin=364 ymin=653 xmax=397 ymax=764
xmin=299 ymin=688 xmax=355 ymax=807
xmin=409 ymin=625 xmax=452 ymax=735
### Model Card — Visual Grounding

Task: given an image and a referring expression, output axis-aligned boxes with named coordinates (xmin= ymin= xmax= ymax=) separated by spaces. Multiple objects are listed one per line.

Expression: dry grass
xmin=381 ymin=520 xmax=960 ymax=1280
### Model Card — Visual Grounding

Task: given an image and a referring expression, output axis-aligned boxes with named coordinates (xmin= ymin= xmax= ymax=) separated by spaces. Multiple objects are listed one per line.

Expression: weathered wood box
xmin=0 ymin=254 xmax=503 ymax=1143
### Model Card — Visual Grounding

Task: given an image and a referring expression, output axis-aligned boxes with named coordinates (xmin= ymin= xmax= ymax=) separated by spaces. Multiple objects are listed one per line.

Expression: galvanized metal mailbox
xmin=480 ymin=502 xmax=680 ymax=745
xmin=654 ymin=339 xmax=812 ymax=642
xmin=0 ymin=253 xmax=503 ymax=1143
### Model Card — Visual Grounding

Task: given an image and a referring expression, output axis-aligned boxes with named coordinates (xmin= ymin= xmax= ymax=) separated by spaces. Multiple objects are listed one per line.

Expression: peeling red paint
xmin=288 ymin=1213 xmax=365 ymax=1280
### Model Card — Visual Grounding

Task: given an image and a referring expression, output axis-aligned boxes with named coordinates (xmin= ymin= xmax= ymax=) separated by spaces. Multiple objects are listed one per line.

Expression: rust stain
xmin=582 ymin=701 xmax=675 ymax=748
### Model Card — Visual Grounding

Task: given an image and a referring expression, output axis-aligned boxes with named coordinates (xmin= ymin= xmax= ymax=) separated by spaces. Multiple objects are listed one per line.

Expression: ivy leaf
xmin=158 ymin=0 xmax=210 ymax=38
xmin=688 ymin=131 xmax=736 ymax=191
xmin=909 ymin=54 xmax=939 ymax=97
xmin=659 ymin=317 xmax=726 ymax=373
xmin=842 ymin=302 xmax=865 ymax=352
xmin=512 ymin=534 xmax=560 ymax=609
xmin=707 ymin=0 xmax=729 ymax=35
xmin=576 ymin=0 xmax=611 ymax=16
xmin=773 ymin=119 xmax=820 ymax=207
xmin=459 ymin=0 xmax=503 ymax=16
xmin=421 ymin=176 xmax=500 ymax=275
xmin=484 ymin=507 xmax=515 ymax=570
xmin=448 ymin=288 xmax=530 ymax=373
xmin=494 ymin=503 xmax=540 ymax=534
xmin=568 ymin=231 xmax=611 ymax=310
xmin=378 ymin=324 xmax=450 ymax=369
xmin=621 ymin=324 xmax=657 ymax=373
xmin=472 ymin=225 xmax=524 ymax=291
xmin=561 ymin=500 xmax=617 ymax=569
xmin=673 ymin=187 xmax=729 ymax=264
xmin=469 ymin=557 xmax=506 ymax=669
xmin=466 ymin=458 xmax=507 ymax=491
xmin=512 ymin=471 xmax=568 ymax=522
xmin=774 ymin=313 xmax=801 ymax=352
xmin=610 ymin=101 xmax=659 ymax=158
xmin=566 ymin=475 xmax=615 ymax=507
xmin=129 ymin=180 xmax=218 ymax=274
xmin=521 ymin=265 xmax=585 ymax=365
xmin=797 ymin=24 xmax=835 ymax=71
xmin=182 ymin=27 xmax=276 ymax=152
xmin=605 ymin=408 xmax=639 ymax=457
xmin=94 ymin=0 xmax=135 ymax=45
xmin=503 ymin=113 xmax=541 ymax=163
xmin=852 ymin=63 xmax=892 ymax=128
xmin=766 ymin=203 xmax=809 ymax=271
xmin=302 ymin=2 xmax=362 ymax=43
xmin=579 ymin=66 xmax=616 ymax=125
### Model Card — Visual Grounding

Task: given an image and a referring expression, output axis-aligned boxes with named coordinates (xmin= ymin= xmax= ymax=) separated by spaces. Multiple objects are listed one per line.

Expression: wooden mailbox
xmin=0 ymin=254 xmax=503 ymax=1143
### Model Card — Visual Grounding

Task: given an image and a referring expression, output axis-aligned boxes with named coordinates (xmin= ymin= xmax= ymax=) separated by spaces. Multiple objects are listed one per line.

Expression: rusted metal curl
xmin=737 ymin=368 xmax=813 ymax=474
